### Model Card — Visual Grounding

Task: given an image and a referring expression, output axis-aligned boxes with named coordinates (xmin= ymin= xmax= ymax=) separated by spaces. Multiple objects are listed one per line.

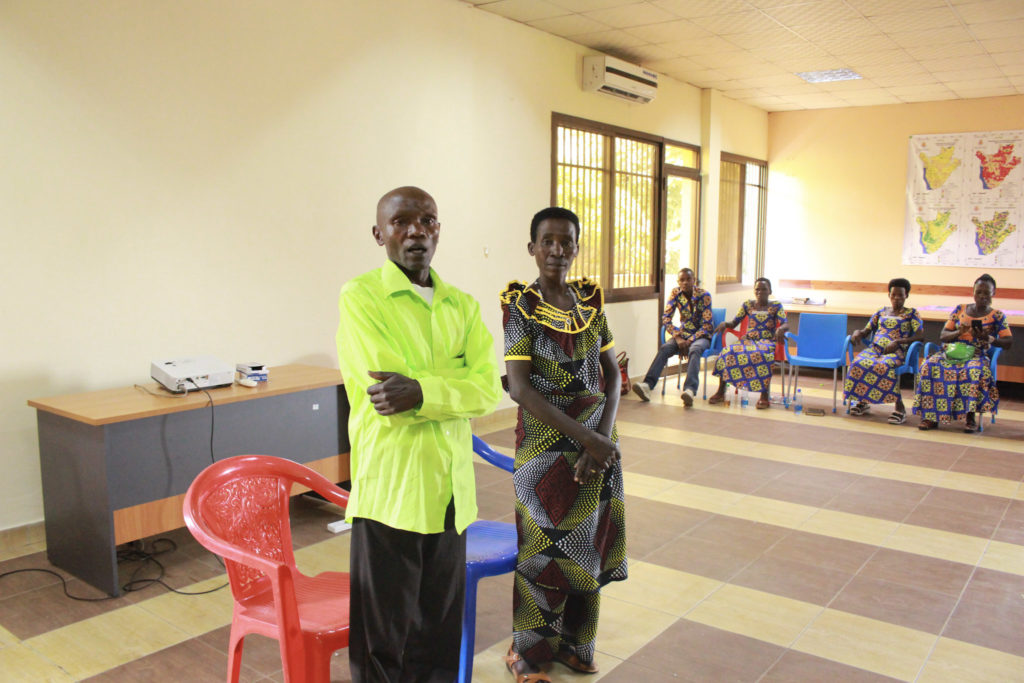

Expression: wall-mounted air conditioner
xmin=582 ymin=55 xmax=658 ymax=104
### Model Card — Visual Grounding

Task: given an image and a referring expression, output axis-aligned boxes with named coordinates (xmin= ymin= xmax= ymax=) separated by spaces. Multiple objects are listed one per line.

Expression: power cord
xmin=0 ymin=538 xmax=227 ymax=601
xmin=135 ymin=380 xmax=217 ymax=464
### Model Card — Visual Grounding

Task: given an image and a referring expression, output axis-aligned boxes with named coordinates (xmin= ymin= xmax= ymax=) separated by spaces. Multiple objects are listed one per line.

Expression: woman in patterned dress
xmin=708 ymin=277 xmax=789 ymax=409
xmin=914 ymin=274 xmax=1012 ymax=433
xmin=844 ymin=278 xmax=924 ymax=425
xmin=500 ymin=207 xmax=627 ymax=683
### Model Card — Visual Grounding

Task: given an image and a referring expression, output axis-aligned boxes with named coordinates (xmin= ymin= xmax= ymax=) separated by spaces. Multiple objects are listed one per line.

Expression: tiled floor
xmin=1 ymin=380 xmax=1023 ymax=681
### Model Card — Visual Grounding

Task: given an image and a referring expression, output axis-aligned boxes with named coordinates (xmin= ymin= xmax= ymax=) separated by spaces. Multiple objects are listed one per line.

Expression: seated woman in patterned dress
xmin=844 ymin=278 xmax=924 ymax=425
xmin=708 ymin=277 xmax=789 ymax=409
xmin=914 ymin=273 xmax=1013 ymax=433
xmin=500 ymin=207 xmax=627 ymax=683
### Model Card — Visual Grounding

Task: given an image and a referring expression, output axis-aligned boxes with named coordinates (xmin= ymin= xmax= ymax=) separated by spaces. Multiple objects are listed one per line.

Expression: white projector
xmin=151 ymin=356 xmax=235 ymax=393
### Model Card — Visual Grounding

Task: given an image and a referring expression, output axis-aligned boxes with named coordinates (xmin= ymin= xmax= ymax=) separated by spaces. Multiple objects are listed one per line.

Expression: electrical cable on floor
xmin=0 ymin=538 xmax=228 ymax=601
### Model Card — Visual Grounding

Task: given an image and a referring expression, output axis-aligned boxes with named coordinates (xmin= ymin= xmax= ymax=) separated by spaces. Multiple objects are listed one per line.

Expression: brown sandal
xmin=756 ymin=396 xmax=770 ymax=409
xmin=504 ymin=645 xmax=552 ymax=682
xmin=555 ymin=650 xmax=599 ymax=674
xmin=708 ymin=393 xmax=725 ymax=405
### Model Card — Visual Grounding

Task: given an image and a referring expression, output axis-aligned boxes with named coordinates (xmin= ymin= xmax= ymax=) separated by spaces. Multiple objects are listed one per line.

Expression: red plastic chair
xmin=183 ymin=455 xmax=351 ymax=683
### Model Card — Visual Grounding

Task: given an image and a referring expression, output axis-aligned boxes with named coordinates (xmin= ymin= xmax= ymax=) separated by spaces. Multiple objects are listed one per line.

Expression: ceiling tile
xmin=763 ymin=1 xmax=862 ymax=27
xmin=752 ymin=43 xmax=832 ymax=63
xmin=689 ymin=51 xmax=765 ymax=68
xmin=547 ymin=0 xmax=639 ymax=11
xmin=651 ymin=0 xmax=754 ymax=19
xmin=715 ymin=63 xmax=791 ymax=79
xmin=844 ymin=0 xmax=949 ymax=16
xmin=903 ymin=41 xmax=986 ymax=60
xmin=944 ymin=76 xmax=1013 ymax=88
xmin=723 ymin=27 xmax=807 ymax=49
xmin=949 ymin=84 xmax=1018 ymax=97
xmin=583 ymin=2 xmax=678 ymax=28
xmin=575 ymin=28 xmax=651 ymax=51
xmin=872 ymin=73 xmax=940 ymax=87
xmin=823 ymin=34 xmax=901 ymax=54
xmin=867 ymin=6 xmax=962 ymax=32
xmin=887 ymin=84 xmax=956 ymax=97
xmin=645 ymin=55 xmax=706 ymax=72
xmin=969 ymin=18 xmax=1024 ymax=39
xmin=954 ymin=0 xmax=1024 ymax=24
xmin=819 ymin=78 xmax=884 ymax=92
xmin=764 ymin=82 xmax=826 ymax=95
xmin=887 ymin=26 xmax=976 ymax=47
xmin=787 ymin=93 xmax=849 ymax=107
xmin=837 ymin=90 xmax=904 ymax=105
xmin=624 ymin=18 xmax=711 ymax=42
xmin=734 ymin=72 xmax=809 ymax=87
xmin=690 ymin=11 xmax=786 ymax=34
xmin=835 ymin=48 xmax=914 ymax=68
xmin=791 ymin=18 xmax=879 ymax=42
xmin=930 ymin=67 xmax=1007 ymax=81
xmin=721 ymin=87 xmax=771 ymax=98
xmin=475 ymin=0 xmax=569 ymax=22
xmin=991 ymin=50 xmax=1024 ymax=66
xmin=616 ymin=43 xmax=682 ymax=62
xmin=1009 ymin=75 xmax=1024 ymax=89
xmin=856 ymin=61 xmax=931 ymax=78
xmin=657 ymin=35 xmax=742 ymax=56
xmin=979 ymin=37 xmax=1024 ymax=52
xmin=921 ymin=54 xmax=999 ymax=73
xmin=527 ymin=13 xmax=610 ymax=36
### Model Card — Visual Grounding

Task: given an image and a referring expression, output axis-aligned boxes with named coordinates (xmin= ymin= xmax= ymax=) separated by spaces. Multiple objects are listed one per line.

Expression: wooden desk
xmin=28 ymin=364 xmax=349 ymax=596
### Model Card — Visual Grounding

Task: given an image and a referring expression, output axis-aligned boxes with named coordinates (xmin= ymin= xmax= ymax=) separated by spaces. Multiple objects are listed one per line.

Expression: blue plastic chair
xmin=845 ymin=338 xmax=924 ymax=414
xmin=458 ymin=436 xmax=518 ymax=683
xmin=660 ymin=307 xmax=726 ymax=397
xmin=783 ymin=313 xmax=850 ymax=412
xmin=921 ymin=342 xmax=1002 ymax=431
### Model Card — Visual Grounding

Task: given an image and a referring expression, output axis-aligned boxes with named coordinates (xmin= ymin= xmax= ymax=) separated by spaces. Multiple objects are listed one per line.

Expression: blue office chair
xmin=784 ymin=313 xmax=850 ymax=413
xmin=922 ymin=342 xmax=1002 ymax=431
xmin=845 ymin=337 xmax=924 ymax=414
xmin=458 ymin=436 xmax=518 ymax=683
xmin=660 ymin=307 xmax=726 ymax=397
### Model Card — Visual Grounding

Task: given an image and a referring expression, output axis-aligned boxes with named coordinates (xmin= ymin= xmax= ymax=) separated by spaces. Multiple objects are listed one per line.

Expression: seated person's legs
xmin=682 ymin=337 xmax=710 ymax=397
xmin=634 ymin=341 xmax=681 ymax=400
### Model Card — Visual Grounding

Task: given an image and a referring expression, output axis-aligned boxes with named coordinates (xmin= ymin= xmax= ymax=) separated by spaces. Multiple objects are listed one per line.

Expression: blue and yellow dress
xmin=844 ymin=307 xmax=923 ymax=405
xmin=713 ymin=300 xmax=786 ymax=393
xmin=914 ymin=304 xmax=1010 ymax=424
xmin=500 ymin=278 xmax=627 ymax=666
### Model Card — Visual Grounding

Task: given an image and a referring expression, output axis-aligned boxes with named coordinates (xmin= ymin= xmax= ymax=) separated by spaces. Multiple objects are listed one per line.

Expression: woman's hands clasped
xmin=574 ymin=432 xmax=620 ymax=485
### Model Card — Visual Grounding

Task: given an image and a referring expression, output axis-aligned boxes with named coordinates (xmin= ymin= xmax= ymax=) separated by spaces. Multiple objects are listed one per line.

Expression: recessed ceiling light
xmin=795 ymin=68 xmax=862 ymax=83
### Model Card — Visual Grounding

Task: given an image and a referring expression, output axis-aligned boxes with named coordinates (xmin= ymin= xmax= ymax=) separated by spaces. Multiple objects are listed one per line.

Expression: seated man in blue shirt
xmin=633 ymin=268 xmax=713 ymax=407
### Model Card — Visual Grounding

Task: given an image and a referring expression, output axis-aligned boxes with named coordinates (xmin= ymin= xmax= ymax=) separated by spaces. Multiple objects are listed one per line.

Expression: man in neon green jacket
xmin=336 ymin=186 xmax=502 ymax=683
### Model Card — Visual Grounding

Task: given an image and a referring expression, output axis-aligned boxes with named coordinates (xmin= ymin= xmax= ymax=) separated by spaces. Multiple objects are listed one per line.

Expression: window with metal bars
xmin=551 ymin=114 xmax=695 ymax=302
xmin=717 ymin=153 xmax=767 ymax=286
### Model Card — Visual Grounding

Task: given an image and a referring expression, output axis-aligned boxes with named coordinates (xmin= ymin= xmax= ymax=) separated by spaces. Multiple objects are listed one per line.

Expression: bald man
xmin=336 ymin=186 xmax=502 ymax=682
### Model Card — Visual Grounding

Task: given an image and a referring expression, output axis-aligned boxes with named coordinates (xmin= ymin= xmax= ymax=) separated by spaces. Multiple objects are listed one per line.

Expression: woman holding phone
xmin=913 ymin=274 xmax=1012 ymax=432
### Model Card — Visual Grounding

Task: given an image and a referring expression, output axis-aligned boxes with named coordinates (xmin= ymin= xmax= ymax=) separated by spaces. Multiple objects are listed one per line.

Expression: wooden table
xmin=27 ymin=364 xmax=349 ymax=596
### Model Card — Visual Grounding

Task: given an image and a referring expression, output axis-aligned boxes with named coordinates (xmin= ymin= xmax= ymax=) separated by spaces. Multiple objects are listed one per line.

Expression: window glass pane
xmin=717 ymin=160 xmax=742 ymax=283
xmin=613 ymin=138 xmax=657 ymax=289
xmin=664 ymin=175 xmax=699 ymax=309
xmin=665 ymin=144 xmax=698 ymax=169
xmin=556 ymin=126 xmax=606 ymax=283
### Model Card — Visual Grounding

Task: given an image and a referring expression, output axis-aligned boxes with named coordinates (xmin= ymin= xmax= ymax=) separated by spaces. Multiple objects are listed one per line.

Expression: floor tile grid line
xmin=614 ymin=419 xmax=1024 ymax=500
xmin=475 ymin=425 xmax=1024 ymax=574
xmin=643 ymin=390 xmax=1024 ymax=454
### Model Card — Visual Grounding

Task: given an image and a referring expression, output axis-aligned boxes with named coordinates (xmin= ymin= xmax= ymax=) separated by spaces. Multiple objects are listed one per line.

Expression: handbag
xmin=616 ymin=351 xmax=631 ymax=396
xmin=944 ymin=342 xmax=976 ymax=363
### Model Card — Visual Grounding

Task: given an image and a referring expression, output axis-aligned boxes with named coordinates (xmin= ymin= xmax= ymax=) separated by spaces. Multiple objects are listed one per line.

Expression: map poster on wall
xmin=903 ymin=129 xmax=1023 ymax=268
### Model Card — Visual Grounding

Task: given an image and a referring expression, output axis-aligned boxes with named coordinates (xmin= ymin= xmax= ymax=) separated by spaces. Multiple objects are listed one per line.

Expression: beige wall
xmin=0 ymin=0 xmax=765 ymax=531
xmin=765 ymin=95 xmax=1024 ymax=310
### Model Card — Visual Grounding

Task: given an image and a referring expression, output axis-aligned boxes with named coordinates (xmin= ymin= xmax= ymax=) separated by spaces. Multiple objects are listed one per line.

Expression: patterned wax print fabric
xmin=661 ymin=287 xmax=714 ymax=342
xmin=712 ymin=300 xmax=786 ymax=393
xmin=844 ymin=307 xmax=923 ymax=405
xmin=501 ymin=278 xmax=628 ymax=665
xmin=914 ymin=304 xmax=1010 ymax=424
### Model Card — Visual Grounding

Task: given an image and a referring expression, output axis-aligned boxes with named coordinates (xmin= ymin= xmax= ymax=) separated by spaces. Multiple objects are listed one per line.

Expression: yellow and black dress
xmin=500 ymin=278 xmax=628 ymax=666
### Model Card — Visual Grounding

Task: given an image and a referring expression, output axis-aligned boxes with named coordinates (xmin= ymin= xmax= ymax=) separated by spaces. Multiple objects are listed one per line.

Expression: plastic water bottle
xmin=740 ymin=388 xmax=749 ymax=409
xmin=793 ymin=389 xmax=803 ymax=414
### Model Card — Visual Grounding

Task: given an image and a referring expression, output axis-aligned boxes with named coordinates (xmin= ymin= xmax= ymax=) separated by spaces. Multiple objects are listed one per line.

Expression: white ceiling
xmin=461 ymin=0 xmax=1024 ymax=111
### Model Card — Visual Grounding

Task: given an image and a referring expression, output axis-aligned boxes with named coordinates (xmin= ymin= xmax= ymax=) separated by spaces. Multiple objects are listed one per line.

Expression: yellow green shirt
xmin=336 ymin=260 xmax=502 ymax=534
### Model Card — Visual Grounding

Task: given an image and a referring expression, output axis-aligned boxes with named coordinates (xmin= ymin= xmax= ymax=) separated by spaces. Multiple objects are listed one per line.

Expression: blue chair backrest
xmin=472 ymin=435 xmax=513 ymax=473
xmin=796 ymin=313 xmax=848 ymax=357
xmin=708 ymin=307 xmax=726 ymax=353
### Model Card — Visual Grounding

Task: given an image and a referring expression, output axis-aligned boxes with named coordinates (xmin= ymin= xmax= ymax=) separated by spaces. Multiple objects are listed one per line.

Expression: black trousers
xmin=349 ymin=501 xmax=466 ymax=683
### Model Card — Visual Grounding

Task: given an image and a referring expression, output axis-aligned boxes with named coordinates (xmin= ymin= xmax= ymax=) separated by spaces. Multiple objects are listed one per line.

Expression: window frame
xmin=551 ymin=113 xmax=700 ymax=303
xmin=717 ymin=152 xmax=767 ymax=290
